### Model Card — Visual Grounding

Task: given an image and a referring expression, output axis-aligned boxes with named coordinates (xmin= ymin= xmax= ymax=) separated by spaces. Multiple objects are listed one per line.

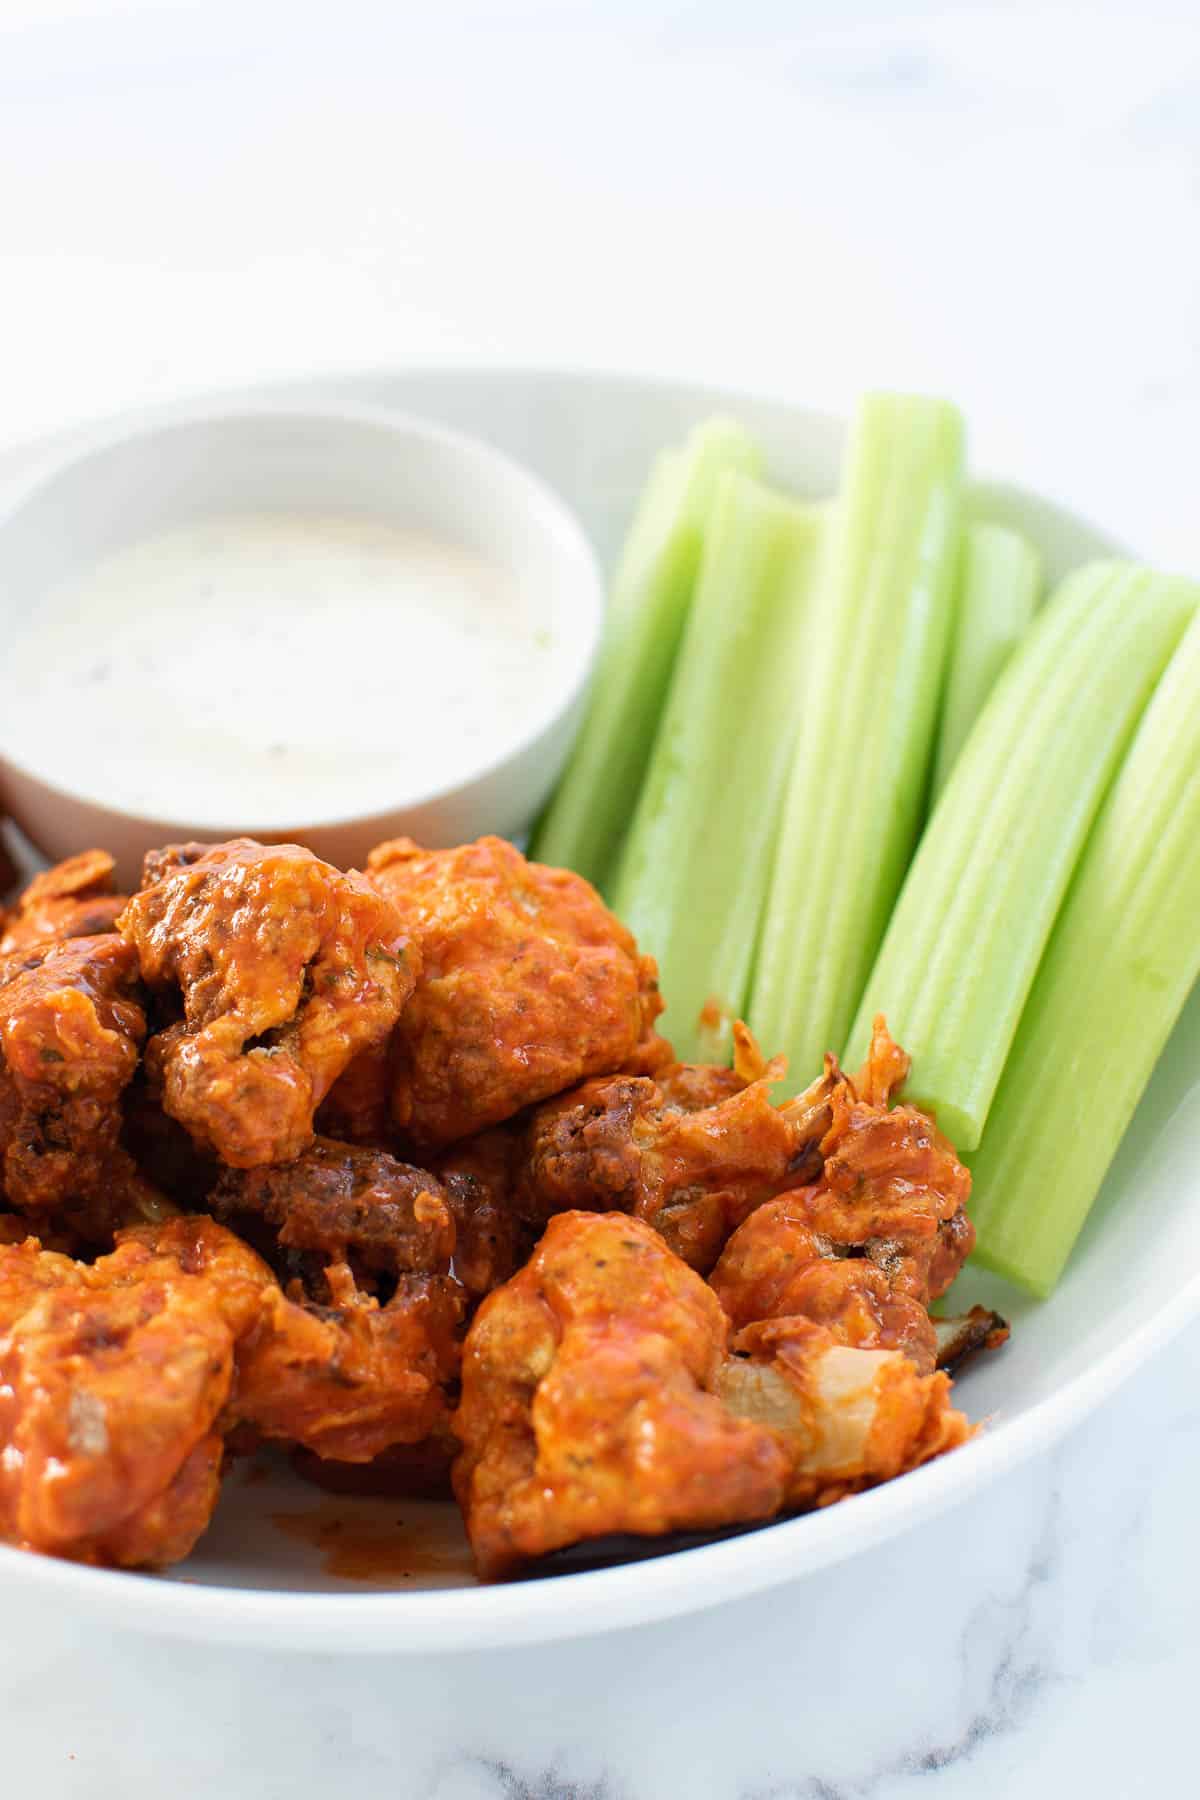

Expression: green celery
xmin=529 ymin=419 xmax=762 ymax=889
xmin=845 ymin=563 xmax=1196 ymax=1149
xmin=930 ymin=522 xmax=1041 ymax=800
xmin=610 ymin=472 xmax=826 ymax=1062
xmin=747 ymin=392 xmax=964 ymax=1093
xmin=969 ymin=597 xmax=1200 ymax=1295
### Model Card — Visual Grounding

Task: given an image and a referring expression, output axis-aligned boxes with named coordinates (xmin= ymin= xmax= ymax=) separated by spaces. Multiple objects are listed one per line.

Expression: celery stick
xmin=845 ymin=563 xmax=1196 ymax=1149
xmin=970 ymin=595 xmax=1200 ymax=1295
xmin=747 ymin=393 xmax=964 ymax=1093
xmin=529 ymin=419 xmax=762 ymax=888
xmin=930 ymin=522 xmax=1041 ymax=800
xmin=610 ymin=473 xmax=826 ymax=1062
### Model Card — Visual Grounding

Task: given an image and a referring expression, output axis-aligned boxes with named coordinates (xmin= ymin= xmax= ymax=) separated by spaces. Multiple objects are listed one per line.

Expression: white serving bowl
xmin=0 ymin=366 xmax=1193 ymax=1658
xmin=0 ymin=403 xmax=604 ymax=885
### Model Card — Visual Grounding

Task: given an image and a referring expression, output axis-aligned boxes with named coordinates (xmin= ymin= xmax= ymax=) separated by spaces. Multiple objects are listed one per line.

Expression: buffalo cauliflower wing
xmin=452 ymin=1211 xmax=789 ymax=1578
xmin=119 ymin=839 xmax=417 ymax=1168
xmin=363 ymin=835 xmax=666 ymax=1149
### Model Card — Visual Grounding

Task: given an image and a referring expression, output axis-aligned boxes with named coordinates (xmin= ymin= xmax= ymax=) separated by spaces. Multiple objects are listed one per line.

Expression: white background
xmin=4 ymin=0 xmax=1199 ymax=567
xmin=3 ymin=3 xmax=1200 ymax=1795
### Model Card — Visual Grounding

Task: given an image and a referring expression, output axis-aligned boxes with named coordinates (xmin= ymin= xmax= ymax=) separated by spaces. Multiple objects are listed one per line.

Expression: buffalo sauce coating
xmin=365 ymin=835 xmax=667 ymax=1149
xmin=270 ymin=1500 xmax=472 ymax=1583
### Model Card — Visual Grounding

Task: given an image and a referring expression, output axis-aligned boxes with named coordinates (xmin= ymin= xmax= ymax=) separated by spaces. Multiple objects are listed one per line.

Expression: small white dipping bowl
xmin=0 ymin=403 xmax=604 ymax=884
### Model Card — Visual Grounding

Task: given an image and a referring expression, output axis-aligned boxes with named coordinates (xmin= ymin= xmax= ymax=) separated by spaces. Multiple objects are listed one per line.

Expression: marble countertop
xmin=3 ymin=3 xmax=1198 ymax=1794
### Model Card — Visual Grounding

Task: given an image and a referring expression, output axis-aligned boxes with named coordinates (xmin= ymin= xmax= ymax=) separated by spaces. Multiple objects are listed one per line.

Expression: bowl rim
xmin=1 ymin=1256 xmax=1193 ymax=1654
xmin=0 ymin=360 xmax=1183 ymax=1656
xmin=0 ymin=395 xmax=606 ymax=836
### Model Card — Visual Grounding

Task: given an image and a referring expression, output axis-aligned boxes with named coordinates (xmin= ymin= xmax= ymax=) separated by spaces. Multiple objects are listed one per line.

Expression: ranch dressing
xmin=3 ymin=511 xmax=569 ymax=825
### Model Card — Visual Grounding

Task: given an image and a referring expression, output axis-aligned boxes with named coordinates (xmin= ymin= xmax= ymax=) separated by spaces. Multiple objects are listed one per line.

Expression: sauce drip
xmin=271 ymin=1501 xmax=474 ymax=1584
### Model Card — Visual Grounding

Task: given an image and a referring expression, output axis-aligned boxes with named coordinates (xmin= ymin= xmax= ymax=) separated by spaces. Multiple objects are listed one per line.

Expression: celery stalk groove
xmin=968 ymin=595 xmax=1200 ymax=1294
xmin=610 ymin=473 xmax=826 ymax=1062
xmin=930 ymin=522 xmax=1040 ymax=800
xmin=529 ymin=420 xmax=761 ymax=889
xmin=845 ymin=563 xmax=1197 ymax=1149
xmin=747 ymin=392 xmax=965 ymax=1094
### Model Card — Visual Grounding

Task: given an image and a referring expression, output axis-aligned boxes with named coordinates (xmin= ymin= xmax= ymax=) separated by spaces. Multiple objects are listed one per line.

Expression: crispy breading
xmin=119 ymin=839 xmax=417 ymax=1167
xmin=434 ymin=1125 xmax=527 ymax=1300
xmin=0 ymin=934 xmax=154 ymax=1237
xmin=363 ymin=836 xmax=666 ymax=1148
xmin=210 ymin=1137 xmax=455 ymax=1280
xmin=515 ymin=1053 xmax=832 ymax=1272
xmin=709 ymin=1018 xmax=975 ymax=1371
xmin=452 ymin=1212 xmax=787 ymax=1579
xmin=0 ymin=1214 xmax=465 ymax=1564
xmin=0 ymin=1218 xmax=262 ymax=1565
xmin=717 ymin=1316 xmax=973 ymax=1509
xmin=0 ymin=850 xmax=126 ymax=954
